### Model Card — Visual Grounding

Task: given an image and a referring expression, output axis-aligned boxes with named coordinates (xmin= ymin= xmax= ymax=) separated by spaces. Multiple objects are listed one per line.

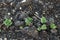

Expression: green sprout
xmin=41 ymin=16 xmax=47 ymax=23
xmin=37 ymin=24 xmax=47 ymax=31
xmin=50 ymin=23 xmax=57 ymax=29
xmin=3 ymin=18 xmax=12 ymax=27
xmin=41 ymin=24 xmax=47 ymax=30
xmin=20 ymin=26 xmax=23 ymax=29
xmin=25 ymin=17 xmax=33 ymax=25
xmin=37 ymin=27 xmax=41 ymax=31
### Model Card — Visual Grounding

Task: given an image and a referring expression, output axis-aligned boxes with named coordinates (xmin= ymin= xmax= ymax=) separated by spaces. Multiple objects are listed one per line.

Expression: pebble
xmin=14 ymin=21 xmax=21 ymax=26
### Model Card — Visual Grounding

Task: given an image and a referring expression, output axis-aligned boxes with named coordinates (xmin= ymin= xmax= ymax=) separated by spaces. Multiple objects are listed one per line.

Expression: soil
xmin=0 ymin=0 xmax=60 ymax=40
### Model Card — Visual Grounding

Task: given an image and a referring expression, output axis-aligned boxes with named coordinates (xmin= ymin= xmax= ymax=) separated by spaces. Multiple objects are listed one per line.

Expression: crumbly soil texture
xmin=0 ymin=0 xmax=60 ymax=40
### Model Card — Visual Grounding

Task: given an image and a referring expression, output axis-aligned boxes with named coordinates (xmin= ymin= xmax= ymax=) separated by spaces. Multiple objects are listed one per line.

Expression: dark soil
xmin=0 ymin=0 xmax=60 ymax=40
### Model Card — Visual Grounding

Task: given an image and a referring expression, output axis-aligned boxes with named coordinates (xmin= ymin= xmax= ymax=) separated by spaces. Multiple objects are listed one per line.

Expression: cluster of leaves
xmin=41 ymin=16 xmax=47 ymax=23
xmin=37 ymin=16 xmax=57 ymax=31
xmin=37 ymin=24 xmax=47 ymax=31
xmin=3 ymin=18 xmax=12 ymax=27
xmin=50 ymin=23 xmax=57 ymax=29
xmin=25 ymin=17 xmax=33 ymax=26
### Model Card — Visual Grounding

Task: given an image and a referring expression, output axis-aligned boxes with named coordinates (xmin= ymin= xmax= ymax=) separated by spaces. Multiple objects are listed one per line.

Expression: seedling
xmin=3 ymin=18 xmax=12 ymax=27
xmin=50 ymin=23 xmax=57 ymax=29
xmin=37 ymin=24 xmax=47 ymax=31
xmin=25 ymin=17 xmax=33 ymax=25
xmin=37 ymin=27 xmax=41 ymax=31
xmin=41 ymin=16 xmax=47 ymax=23
xmin=20 ymin=26 xmax=23 ymax=29
xmin=41 ymin=24 xmax=47 ymax=30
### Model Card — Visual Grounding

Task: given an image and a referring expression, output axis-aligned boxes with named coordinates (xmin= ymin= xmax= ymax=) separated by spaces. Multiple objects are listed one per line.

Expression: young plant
xmin=41 ymin=16 xmax=47 ymax=23
xmin=19 ymin=26 xmax=23 ymax=29
xmin=25 ymin=17 xmax=33 ymax=25
xmin=37 ymin=27 xmax=41 ymax=31
xmin=37 ymin=24 xmax=47 ymax=31
xmin=41 ymin=24 xmax=47 ymax=30
xmin=3 ymin=18 xmax=12 ymax=27
xmin=50 ymin=23 xmax=57 ymax=29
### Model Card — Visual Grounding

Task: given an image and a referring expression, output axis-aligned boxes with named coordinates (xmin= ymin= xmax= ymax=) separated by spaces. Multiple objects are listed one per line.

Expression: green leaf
xmin=25 ymin=17 xmax=33 ymax=25
xmin=50 ymin=23 xmax=57 ymax=29
xmin=37 ymin=27 xmax=41 ymax=31
xmin=3 ymin=18 xmax=12 ymax=27
xmin=20 ymin=26 xmax=23 ymax=29
xmin=41 ymin=24 xmax=47 ymax=30
xmin=41 ymin=16 xmax=47 ymax=23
